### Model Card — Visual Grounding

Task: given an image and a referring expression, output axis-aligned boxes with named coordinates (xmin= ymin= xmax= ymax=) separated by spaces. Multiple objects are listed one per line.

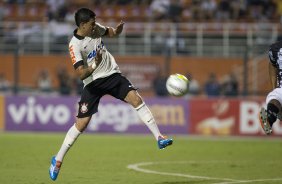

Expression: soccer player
xmin=49 ymin=8 xmax=173 ymax=181
xmin=259 ymin=41 xmax=282 ymax=135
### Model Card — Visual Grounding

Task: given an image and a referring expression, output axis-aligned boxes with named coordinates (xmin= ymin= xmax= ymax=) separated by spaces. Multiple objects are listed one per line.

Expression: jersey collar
xmin=73 ymin=29 xmax=85 ymax=40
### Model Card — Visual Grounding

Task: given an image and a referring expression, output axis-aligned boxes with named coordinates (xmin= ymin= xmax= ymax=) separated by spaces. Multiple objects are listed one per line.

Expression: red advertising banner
xmin=190 ymin=98 xmax=282 ymax=136
xmin=190 ymin=99 xmax=239 ymax=136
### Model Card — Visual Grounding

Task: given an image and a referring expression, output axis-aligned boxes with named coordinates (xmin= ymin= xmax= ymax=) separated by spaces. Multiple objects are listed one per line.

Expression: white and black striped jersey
xmin=68 ymin=22 xmax=121 ymax=87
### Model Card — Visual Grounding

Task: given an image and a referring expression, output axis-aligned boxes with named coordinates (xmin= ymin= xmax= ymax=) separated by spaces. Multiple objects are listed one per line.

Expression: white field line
xmin=127 ymin=161 xmax=282 ymax=184
xmin=211 ymin=178 xmax=282 ymax=184
xmin=127 ymin=161 xmax=242 ymax=182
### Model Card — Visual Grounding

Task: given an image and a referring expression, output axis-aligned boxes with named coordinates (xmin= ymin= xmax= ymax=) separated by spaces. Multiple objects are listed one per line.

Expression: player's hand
xmin=115 ymin=20 xmax=124 ymax=35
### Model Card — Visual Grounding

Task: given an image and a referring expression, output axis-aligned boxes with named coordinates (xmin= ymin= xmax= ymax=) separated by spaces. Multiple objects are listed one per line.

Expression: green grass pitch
xmin=0 ymin=132 xmax=282 ymax=184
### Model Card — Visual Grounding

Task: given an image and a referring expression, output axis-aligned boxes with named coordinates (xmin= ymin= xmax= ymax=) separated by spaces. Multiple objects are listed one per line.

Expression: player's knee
xmin=135 ymin=95 xmax=143 ymax=105
xmin=75 ymin=117 xmax=91 ymax=132
xmin=267 ymin=103 xmax=279 ymax=124
xmin=125 ymin=90 xmax=143 ymax=107
xmin=131 ymin=95 xmax=143 ymax=108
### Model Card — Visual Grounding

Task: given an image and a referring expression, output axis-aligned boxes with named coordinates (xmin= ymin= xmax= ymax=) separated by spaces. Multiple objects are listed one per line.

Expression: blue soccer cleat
xmin=158 ymin=136 xmax=173 ymax=149
xmin=49 ymin=156 xmax=62 ymax=181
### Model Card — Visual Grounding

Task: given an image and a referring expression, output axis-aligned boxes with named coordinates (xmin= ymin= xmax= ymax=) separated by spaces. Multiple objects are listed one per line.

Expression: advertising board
xmin=5 ymin=96 xmax=188 ymax=134
xmin=189 ymin=98 xmax=282 ymax=136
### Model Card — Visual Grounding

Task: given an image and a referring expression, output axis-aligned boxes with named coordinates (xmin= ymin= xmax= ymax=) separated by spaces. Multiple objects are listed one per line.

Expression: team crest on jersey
xmin=80 ymin=103 xmax=88 ymax=113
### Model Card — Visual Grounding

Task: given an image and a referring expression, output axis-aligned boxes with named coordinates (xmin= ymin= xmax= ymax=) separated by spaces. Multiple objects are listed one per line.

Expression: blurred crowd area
xmin=0 ymin=0 xmax=281 ymax=23
xmin=0 ymin=69 xmax=239 ymax=98
xmin=0 ymin=0 xmax=274 ymax=97
xmin=0 ymin=0 xmax=280 ymax=56
xmin=0 ymin=67 xmax=84 ymax=96
xmin=153 ymin=71 xmax=239 ymax=98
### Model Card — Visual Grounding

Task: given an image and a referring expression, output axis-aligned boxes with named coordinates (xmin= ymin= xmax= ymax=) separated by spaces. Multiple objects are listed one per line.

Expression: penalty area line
xmin=127 ymin=161 xmax=241 ymax=182
xmin=127 ymin=161 xmax=282 ymax=184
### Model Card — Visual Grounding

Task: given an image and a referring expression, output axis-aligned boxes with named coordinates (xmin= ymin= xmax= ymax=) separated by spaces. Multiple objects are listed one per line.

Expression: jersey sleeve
xmin=69 ymin=42 xmax=83 ymax=69
xmin=92 ymin=22 xmax=107 ymax=38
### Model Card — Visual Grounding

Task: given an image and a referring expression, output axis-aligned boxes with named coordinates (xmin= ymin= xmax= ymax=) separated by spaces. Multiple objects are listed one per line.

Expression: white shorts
xmin=266 ymin=88 xmax=282 ymax=105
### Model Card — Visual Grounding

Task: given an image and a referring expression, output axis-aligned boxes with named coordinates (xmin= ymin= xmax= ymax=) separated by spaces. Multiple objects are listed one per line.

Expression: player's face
xmin=83 ymin=18 xmax=96 ymax=36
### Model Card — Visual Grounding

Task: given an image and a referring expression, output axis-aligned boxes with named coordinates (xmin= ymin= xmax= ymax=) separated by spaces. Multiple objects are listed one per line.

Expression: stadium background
xmin=0 ymin=1 xmax=282 ymax=184
xmin=0 ymin=0 xmax=281 ymax=135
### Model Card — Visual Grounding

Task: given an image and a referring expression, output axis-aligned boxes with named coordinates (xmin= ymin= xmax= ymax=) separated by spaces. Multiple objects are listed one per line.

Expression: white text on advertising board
xmin=8 ymin=97 xmax=71 ymax=125
xmin=240 ymin=101 xmax=282 ymax=135
xmin=88 ymin=103 xmax=185 ymax=131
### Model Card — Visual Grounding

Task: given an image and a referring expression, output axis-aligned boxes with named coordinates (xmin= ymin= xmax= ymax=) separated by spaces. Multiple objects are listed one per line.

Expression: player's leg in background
xmin=260 ymin=88 xmax=282 ymax=135
xmin=124 ymin=90 xmax=173 ymax=149
xmin=266 ymin=99 xmax=281 ymax=127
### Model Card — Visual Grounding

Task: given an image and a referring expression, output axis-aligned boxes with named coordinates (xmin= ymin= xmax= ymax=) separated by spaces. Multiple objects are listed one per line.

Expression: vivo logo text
xmin=8 ymin=97 xmax=71 ymax=125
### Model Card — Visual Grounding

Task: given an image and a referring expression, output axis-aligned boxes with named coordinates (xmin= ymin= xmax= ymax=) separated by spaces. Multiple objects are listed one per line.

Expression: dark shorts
xmin=77 ymin=73 xmax=137 ymax=118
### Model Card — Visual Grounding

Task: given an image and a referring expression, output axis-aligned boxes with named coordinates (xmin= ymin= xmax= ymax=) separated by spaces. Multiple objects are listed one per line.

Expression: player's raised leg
xmin=125 ymin=90 xmax=173 ymax=149
xmin=49 ymin=116 xmax=91 ymax=180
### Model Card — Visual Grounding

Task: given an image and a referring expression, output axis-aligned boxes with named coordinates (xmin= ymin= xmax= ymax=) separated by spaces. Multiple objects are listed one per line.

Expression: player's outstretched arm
xmin=106 ymin=20 xmax=124 ymax=37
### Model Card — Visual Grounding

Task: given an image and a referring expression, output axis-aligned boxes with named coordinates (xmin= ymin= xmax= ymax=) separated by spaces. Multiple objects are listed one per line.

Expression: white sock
xmin=55 ymin=124 xmax=81 ymax=162
xmin=135 ymin=102 xmax=161 ymax=140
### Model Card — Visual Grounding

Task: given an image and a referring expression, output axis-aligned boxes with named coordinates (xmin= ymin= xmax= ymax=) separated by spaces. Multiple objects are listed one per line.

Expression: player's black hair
xmin=74 ymin=8 xmax=96 ymax=27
